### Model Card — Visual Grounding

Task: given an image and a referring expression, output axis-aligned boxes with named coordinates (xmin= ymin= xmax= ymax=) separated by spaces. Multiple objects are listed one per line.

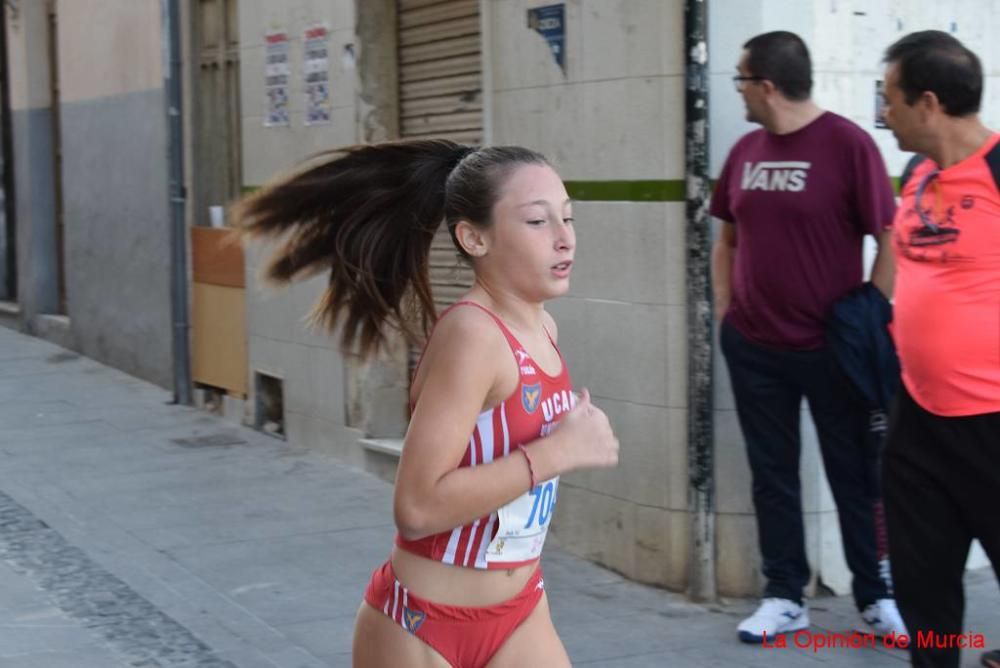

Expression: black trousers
xmin=720 ymin=319 xmax=888 ymax=608
xmin=883 ymin=385 xmax=1000 ymax=668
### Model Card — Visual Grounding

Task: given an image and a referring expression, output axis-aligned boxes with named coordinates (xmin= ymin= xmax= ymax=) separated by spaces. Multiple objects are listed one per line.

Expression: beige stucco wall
xmin=57 ymin=0 xmax=163 ymax=103
xmin=239 ymin=0 xmax=366 ymax=462
xmin=240 ymin=0 xmax=359 ymax=185
xmin=486 ymin=0 xmax=691 ymax=589
xmin=6 ymin=0 xmax=161 ymax=107
xmin=5 ymin=1 xmax=52 ymax=111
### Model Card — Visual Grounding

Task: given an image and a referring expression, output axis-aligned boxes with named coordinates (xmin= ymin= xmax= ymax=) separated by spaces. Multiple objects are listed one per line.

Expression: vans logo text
xmin=741 ymin=161 xmax=810 ymax=192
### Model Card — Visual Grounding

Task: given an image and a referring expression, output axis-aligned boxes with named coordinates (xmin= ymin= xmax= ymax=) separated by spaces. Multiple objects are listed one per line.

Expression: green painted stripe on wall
xmin=244 ymin=177 xmax=904 ymax=202
xmin=564 ymin=180 xmax=686 ymax=202
xmin=242 ymin=181 xmax=689 ymax=201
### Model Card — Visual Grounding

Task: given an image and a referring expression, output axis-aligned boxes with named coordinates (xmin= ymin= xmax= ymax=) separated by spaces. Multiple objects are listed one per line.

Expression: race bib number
xmin=485 ymin=477 xmax=559 ymax=565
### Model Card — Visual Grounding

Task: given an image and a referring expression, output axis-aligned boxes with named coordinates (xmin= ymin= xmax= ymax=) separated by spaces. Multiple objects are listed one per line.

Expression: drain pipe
xmin=684 ymin=0 xmax=715 ymax=602
xmin=163 ymin=0 xmax=191 ymax=405
xmin=0 ymin=2 xmax=17 ymax=300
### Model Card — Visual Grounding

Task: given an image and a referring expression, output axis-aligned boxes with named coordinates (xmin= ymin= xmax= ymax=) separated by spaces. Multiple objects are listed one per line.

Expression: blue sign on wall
xmin=527 ymin=4 xmax=566 ymax=74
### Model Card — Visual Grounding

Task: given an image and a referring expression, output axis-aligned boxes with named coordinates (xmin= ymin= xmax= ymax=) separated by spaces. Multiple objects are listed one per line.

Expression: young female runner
xmin=236 ymin=140 xmax=620 ymax=667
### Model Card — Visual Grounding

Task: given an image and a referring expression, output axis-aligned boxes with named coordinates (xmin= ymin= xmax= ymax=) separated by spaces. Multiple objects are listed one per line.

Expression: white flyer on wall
xmin=264 ymin=30 xmax=290 ymax=127
xmin=303 ymin=24 xmax=331 ymax=125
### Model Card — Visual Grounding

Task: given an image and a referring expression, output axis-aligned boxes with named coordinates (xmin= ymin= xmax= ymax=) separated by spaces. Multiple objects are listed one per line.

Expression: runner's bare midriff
xmin=389 ymin=545 xmax=538 ymax=606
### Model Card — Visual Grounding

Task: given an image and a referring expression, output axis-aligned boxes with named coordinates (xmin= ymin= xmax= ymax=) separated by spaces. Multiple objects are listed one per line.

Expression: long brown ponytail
xmin=234 ymin=139 xmax=548 ymax=358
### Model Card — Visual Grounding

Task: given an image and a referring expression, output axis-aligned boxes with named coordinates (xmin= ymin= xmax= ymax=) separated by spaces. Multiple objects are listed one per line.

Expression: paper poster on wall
xmin=265 ymin=30 xmax=290 ymax=127
xmin=303 ymin=24 xmax=331 ymax=126
xmin=874 ymin=80 xmax=888 ymax=129
xmin=527 ymin=4 xmax=566 ymax=74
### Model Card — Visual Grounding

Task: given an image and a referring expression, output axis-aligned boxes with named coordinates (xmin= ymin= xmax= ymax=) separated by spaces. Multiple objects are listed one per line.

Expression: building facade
xmin=2 ymin=0 xmax=993 ymax=598
xmin=3 ymin=0 xmax=174 ymax=384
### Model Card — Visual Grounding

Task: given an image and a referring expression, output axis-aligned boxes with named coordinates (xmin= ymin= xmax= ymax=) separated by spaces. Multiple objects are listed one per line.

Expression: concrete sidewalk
xmin=0 ymin=326 xmax=995 ymax=667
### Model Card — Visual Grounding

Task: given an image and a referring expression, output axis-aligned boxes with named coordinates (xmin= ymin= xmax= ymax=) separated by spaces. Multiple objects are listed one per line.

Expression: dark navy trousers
xmin=720 ymin=318 xmax=888 ymax=608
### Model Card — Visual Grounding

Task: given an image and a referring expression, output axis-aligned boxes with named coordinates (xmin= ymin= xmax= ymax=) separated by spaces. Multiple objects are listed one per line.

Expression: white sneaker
xmin=858 ymin=598 xmax=908 ymax=638
xmin=737 ymin=597 xmax=810 ymax=643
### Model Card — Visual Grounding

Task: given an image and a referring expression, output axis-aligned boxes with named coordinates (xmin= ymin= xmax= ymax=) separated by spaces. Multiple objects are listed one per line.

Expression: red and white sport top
xmin=396 ymin=301 xmax=575 ymax=570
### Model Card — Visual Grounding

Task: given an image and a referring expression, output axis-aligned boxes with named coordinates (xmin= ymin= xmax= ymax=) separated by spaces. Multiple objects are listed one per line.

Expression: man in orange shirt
xmin=880 ymin=31 xmax=1000 ymax=668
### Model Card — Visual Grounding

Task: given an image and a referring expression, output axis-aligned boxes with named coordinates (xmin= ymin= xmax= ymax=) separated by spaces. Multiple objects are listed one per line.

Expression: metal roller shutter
xmin=398 ymin=0 xmax=482 ymax=316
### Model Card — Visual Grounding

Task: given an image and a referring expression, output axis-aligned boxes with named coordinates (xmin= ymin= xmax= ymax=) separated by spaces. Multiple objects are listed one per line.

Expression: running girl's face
xmin=479 ymin=163 xmax=575 ymax=302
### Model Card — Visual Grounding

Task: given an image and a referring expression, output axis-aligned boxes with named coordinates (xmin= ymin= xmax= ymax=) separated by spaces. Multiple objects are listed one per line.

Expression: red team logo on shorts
xmin=522 ymin=383 xmax=541 ymax=413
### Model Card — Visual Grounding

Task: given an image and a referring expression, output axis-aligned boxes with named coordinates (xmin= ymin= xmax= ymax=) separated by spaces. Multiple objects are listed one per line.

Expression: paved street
xmin=0 ymin=325 xmax=995 ymax=667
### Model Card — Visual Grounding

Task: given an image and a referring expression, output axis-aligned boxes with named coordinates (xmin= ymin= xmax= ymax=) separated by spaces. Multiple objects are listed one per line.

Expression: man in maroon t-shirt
xmin=710 ymin=31 xmax=902 ymax=643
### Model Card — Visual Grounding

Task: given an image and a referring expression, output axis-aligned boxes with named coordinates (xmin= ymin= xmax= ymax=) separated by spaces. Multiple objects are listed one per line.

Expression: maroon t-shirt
xmin=710 ymin=112 xmax=896 ymax=350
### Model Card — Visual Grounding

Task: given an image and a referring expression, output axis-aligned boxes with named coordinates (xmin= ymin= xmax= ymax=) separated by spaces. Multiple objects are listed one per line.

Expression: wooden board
xmin=191 ymin=282 xmax=248 ymax=396
xmin=191 ymin=226 xmax=245 ymax=288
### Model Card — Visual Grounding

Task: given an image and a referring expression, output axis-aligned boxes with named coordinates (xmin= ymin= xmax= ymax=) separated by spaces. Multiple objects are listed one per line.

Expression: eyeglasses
xmin=732 ymin=75 xmax=766 ymax=91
